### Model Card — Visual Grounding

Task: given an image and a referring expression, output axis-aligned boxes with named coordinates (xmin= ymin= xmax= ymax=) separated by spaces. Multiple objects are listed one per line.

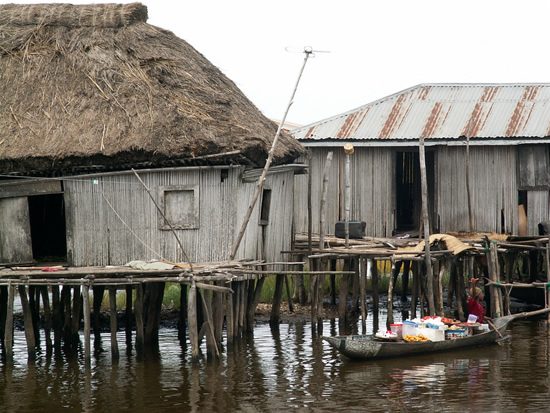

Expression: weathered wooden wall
xmin=436 ymin=146 xmax=518 ymax=233
xmin=0 ymin=197 xmax=33 ymax=262
xmin=294 ymin=147 xmax=394 ymax=237
xmin=64 ymin=167 xmax=294 ymax=266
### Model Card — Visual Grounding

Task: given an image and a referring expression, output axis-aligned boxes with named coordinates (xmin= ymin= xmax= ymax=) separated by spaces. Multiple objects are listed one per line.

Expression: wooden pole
xmin=359 ymin=258 xmax=367 ymax=334
xmin=187 ymin=282 xmax=199 ymax=359
xmin=371 ymin=259 xmax=379 ymax=333
xmin=40 ymin=286 xmax=53 ymax=353
xmin=436 ymin=258 xmax=445 ymax=316
xmin=387 ymin=260 xmax=396 ymax=330
xmin=307 ymin=150 xmax=313 ymax=254
xmin=343 ymin=144 xmax=354 ymax=249
xmin=18 ymin=285 xmax=36 ymax=360
xmin=178 ymin=284 xmax=188 ymax=343
xmin=465 ymin=135 xmax=474 ymax=232
xmin=71 ymin=286 xmax=82 ymax=348
xmin=419 ymin=136 xmax=435 ymax=315
xmin=319 ymin=151 xmax=334 ymax=249
xmin=284 ymin=276 xmax=294 ymax=313
xmin=226 ymin=282 xmax=235 ymax=344
xmin=489 ymin=242 xmax=502 ymax=318
xmin=4 ymin=285 xmax=15 ymax=360
xmin=546 ymin=241 xmax=550 ymax=323
xmin=230 ymin=48 xmax=313 ymax=260
xmin=411 ymin=261 xmax=419 ymax=318
xmin=92 ymin=286 xmax=105 ymax=346
xmin=134 ymin=284 xmax=145 ymax=354
xmin=271 ymin=274 xmax=285 ymax=325
xmin=109 ymin=287 xmax=119 ymax=359
xmin=338 ymin=260 xmax=350 ymax=325
xmin=125 ymin=285 xmax=133 ymax=347
xmin=82 ymin=284 xmax=91 ymax=363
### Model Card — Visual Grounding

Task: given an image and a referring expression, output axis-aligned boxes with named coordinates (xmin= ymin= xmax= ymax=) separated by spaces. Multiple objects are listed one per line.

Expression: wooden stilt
xmin=200 ymin=289 xmax=219 ymax=358
xmin=144 ymin=283 xmax=165 ymax=346
xmin=71 ymin=286 xmax=82 ymax=347
xmin=0 ymin=286 xmax=7 ymax=350
xmin=40 ymin=286 xmax=53 ymax=353
xmin=401 ymin=261 xmax=411 ymax=302
xmin=188 ymin=283 xmax=199 ymax=359
xmin=456 ymin=259 xmax=465 ymax=321
xmin=245 ymin=280 xmax=256 ymax=332
xmin=178 ymin=284 xmax=188 ymax=343
xmin=226 ymin=282 xmax=235 ymax=344
xmin=338 ymin=262 xmax=349 ymax=325
xmin=546 ymin=241 xmax=550 ymax=323
xmin=213 ymin=282 xmax=225 ymax=347
xmin=351 ymin=258 xmax=360 ymax=316
xmin=411 ymin=261 xmax=419 ymax=318
xmin=371 ymin=259 xmax=379 ymax=333
xmin=310 ymin=260 xmax=319 ymax=327
xmin=51 ymin=285 xmax=61 ymax=352
xmin=284 ymin=276 xmax=294 ymax=313
xmin=18 ymin=285 xmax=37 ymax=360
xmin=271 ymin=274 xmax=285 ymax=325
xmin=109 ymin=287 xmax=119 ymax=359
xmin=233 ymin=282 xmax=241 ymax=338
xmin=489 ymin=242 xmax=503 ymax=318
xmin=359 ymin=258 xmax=367 ymax=334
xmin=247 ymin=277 xmax=265 ymax=333
xmin=82 ymin=285 xmax=91 ymax=362
xmin=92 ymin=286 xmax=105 ymax=346
xmin=125 ymin=285 xmax=133 ymax=346
xmin=4 ymin=285 xmax=15 ymax=360
xmin=238 ymin=281 xmax=246 ymax=335
xmin=29 ymin=286 xmax=40 ymax=349
xmin=387 ymin=260 xmax=396 ymax=330
xmin=134 ymin=284 xmax=145 ymax=354
xmin=436 ymin=259 xmax=445 ymax=316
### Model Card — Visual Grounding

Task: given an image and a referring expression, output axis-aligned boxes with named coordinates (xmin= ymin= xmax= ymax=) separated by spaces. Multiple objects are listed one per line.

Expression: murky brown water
xmin=1 ymin=317 xmax=550 ymax=412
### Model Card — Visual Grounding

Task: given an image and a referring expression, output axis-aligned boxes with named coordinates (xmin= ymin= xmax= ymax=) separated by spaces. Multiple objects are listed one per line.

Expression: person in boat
xmin=467 ymin=277 xmax=485 ymax=323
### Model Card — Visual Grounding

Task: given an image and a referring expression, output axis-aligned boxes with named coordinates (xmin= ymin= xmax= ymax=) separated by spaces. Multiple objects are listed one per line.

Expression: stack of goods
xmin=402 ymin=317 xmax=446 ymax=342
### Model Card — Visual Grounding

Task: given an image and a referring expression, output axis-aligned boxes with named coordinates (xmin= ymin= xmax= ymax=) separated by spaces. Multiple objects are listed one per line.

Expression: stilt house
xmin=292 ymin=84 xmax=550 ymax=237
xmin=0 ymin=3 xmax=304 ymax=266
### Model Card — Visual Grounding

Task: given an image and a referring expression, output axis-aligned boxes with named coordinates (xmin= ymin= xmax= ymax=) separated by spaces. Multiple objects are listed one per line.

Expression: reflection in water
xmin=0 ymin=320 xmax=550 ymax=411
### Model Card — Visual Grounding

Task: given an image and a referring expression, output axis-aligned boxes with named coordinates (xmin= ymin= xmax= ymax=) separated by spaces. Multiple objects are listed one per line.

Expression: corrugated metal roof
xmin=292 ymin=83 xmax=550 ymax=141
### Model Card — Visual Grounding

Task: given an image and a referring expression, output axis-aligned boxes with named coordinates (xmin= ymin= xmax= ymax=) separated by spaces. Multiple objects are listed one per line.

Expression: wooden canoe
xmin=323 ymin=316 xmax=512 ymax=361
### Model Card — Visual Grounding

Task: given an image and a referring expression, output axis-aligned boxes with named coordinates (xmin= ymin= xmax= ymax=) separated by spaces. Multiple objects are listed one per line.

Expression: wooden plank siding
xmin=436 ymin=146 xmax=518 ymax=234
xmin=0 ymin=197 xmax=33 ymax=262
xmin=527 ymin=191 xmax=550 ymax=235
xmin=64 ymin=167 xmax=294 ymax=266
xmin=294 ymin=147 xmax=394 ymax=237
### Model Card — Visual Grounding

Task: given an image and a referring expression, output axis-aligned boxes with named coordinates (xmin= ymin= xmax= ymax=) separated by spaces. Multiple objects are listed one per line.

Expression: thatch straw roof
xmin=0 ymin=3 xmax=304 ymax=175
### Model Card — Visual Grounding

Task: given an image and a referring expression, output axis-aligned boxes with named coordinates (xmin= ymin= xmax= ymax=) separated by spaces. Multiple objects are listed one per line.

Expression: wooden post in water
xmin=227 ymin=282 xmax=235 ymax=344
xmin=271 ymin=274 xmax=285 ymax=325
xmin=40 ymin=286 xmax=53 ymax=353
xmin=419 ymin=135 xmax=435 ymax=315
xmin=319 ymin=152 xmax=334 ymax=250
xmin=410 ymin=261 xmax=418 ymax=317
xmin=71 ymin=286 xmax=82 ymax=348
xmin=343 ymin=144 xmax=354 ymax=249
xmin=51 ymin=285 xmax=61 ymax=352
xmin=187 ymin=282 xmax=199 ymax=359
xmin=18 ymin=285 xmax=36 ymax=360
xmin=178 ymin=284 xmax=188 ymax=344
xmin=92 ymin=285 xmax=105 ymax=346
xmin=134 ymin=284 xmax=145 ymax=354
xmin=125 ymin=285 xmax=133 ymax=347
xmin=387 ymin=260 xmax=396 ymax=330
xmin=284 ymin=276 xmax=294 ymax=313
xmin=489 ymin=242 xmax=503 ymax=318
xmin=82 ymin=284 xmax=91 ymax=363
xmin=359 ymin=258 xmax=367 ymax=334
xmin=247 ymin=277 xmax=265 ymax=332
xmin=436 ymin=258 xmax=445 ymax=316
xmin=0 ymin=286 xmax=7 ymax=350
xmin=28 ymin=286 xmax=40 ymax=348
xmin=4 ymin=285 xmax=15 ymax=360
xmin=371 ymin=259 xmax=380 ymax=333
xmin=546 ymin=241 xmax=550 ymax=323
xmin=338 ymin=260 xmax=350 ymax=325
xmin=109 ymin=287 xmax=119 ymax=359
xmin=200 ymin=289 xmax=219 ymax=359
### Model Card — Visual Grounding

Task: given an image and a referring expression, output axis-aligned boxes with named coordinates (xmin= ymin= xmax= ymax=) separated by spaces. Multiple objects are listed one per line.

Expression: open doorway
xmin=395 ymin=151 xmax=435 ymax=234
xmin=28 ymin=194 xmax=67 ymax=262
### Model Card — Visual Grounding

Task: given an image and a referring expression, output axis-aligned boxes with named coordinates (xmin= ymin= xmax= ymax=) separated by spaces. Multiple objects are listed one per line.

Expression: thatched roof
xmin=0 ymin=3 xmax=304 ymax=175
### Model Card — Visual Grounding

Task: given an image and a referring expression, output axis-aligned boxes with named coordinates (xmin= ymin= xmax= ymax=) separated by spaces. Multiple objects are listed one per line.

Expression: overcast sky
xmin=5 ymin=0 xmax=550 ymax=126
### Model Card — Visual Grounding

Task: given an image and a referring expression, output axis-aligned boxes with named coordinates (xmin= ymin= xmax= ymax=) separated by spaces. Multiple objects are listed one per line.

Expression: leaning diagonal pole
xmin=230 ymin=48 xmax=313 ymax=260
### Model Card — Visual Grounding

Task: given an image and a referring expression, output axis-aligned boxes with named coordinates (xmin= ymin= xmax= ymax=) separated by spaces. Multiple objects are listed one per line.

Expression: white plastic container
xmin=420 ymin=327 xmax=445 ymax=342
xmin=402 ymin=321 xmax=419 ymax=337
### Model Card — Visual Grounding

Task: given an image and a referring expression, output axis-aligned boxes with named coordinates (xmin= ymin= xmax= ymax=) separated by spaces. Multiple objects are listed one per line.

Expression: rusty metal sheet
xmin=292 ymin=84 xmax=550 ymax=142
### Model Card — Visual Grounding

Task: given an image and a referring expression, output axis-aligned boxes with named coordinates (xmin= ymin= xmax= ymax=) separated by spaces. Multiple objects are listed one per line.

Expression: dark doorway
xmin=28 ymin=194 xmax=67 ymax=262
xmin=395 ymin=151 xmax=435 ymax=233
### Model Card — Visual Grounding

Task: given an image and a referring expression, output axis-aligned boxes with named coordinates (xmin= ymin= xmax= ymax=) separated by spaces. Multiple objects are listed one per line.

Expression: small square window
xmin=158 ymin=185 xmax=199 ymax=230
